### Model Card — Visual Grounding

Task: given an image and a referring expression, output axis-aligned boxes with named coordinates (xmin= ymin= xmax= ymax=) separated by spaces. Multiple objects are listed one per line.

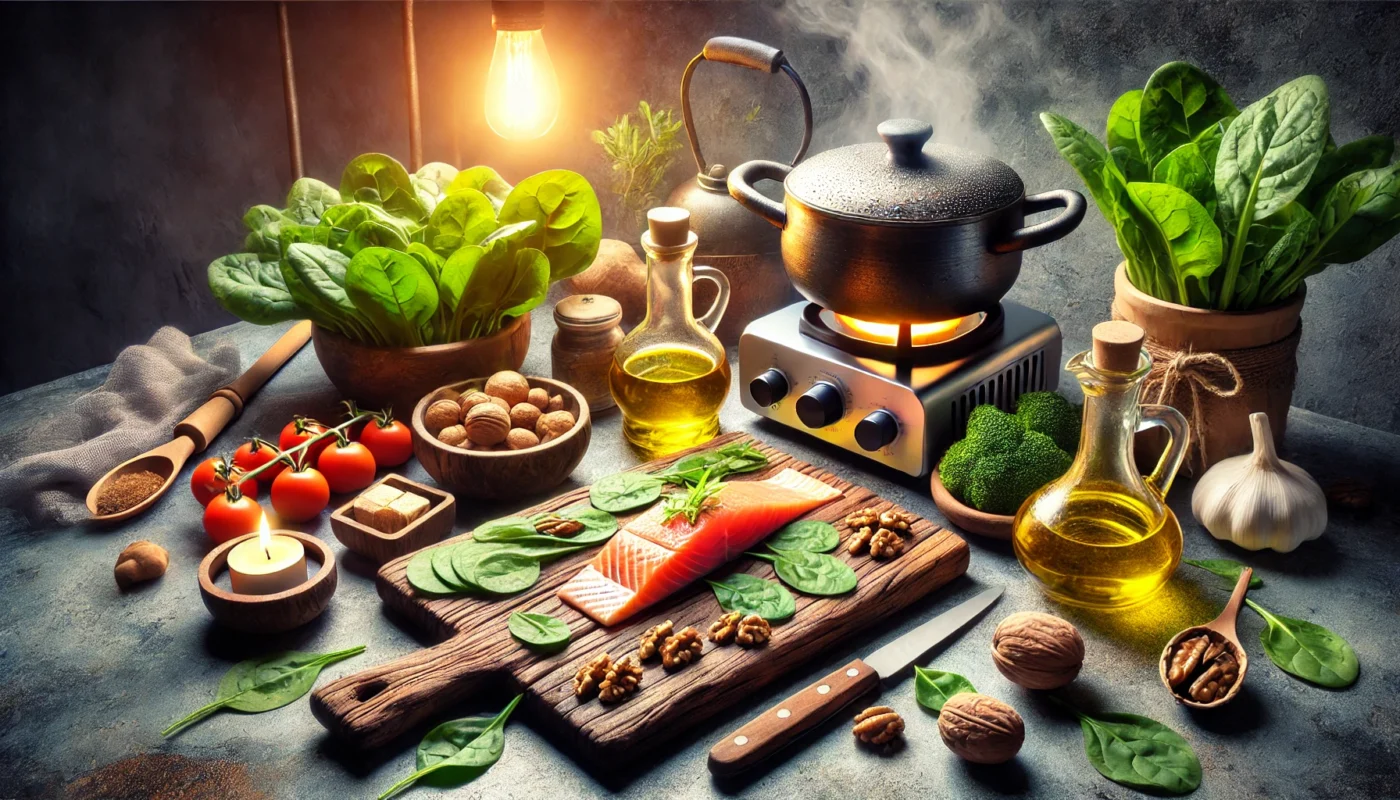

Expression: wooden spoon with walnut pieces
xmin=85 ymin=321 xmax=313 ymax=523
xmin=1159 ymin=566 xmax=1252 ymax=709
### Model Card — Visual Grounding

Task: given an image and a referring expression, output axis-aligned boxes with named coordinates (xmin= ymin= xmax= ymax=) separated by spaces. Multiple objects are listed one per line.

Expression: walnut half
xmin=709 ymin=611 xmax=741 ymax=645
xmin=598 ymin=655 xmax=643 ymax=704
xmin=661 ymin=627 xmax=704 ymax=670
xmin=736 ymin=615 xmax=771 ymax=648
xmin=573 ymin=653 xmax=612 ymax=699
xmin=853 ymin=705 xmax=905 ymax=747
xmin=638 ymin=619 xmax=674 ymax=662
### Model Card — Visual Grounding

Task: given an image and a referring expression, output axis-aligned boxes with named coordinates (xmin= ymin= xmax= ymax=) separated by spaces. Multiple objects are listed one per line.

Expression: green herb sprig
xmin=661 ymin=468 xmax=725 ymax=524
xmin=592 ymin=101 xmax=685 ymax=237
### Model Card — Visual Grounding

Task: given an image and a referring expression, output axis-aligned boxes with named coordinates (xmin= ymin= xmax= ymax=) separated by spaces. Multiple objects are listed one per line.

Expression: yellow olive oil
xmin=1012 ymin=481 xmax=1182 ymax=608
xmin=609 ymin=344 xmax=730 ymax=454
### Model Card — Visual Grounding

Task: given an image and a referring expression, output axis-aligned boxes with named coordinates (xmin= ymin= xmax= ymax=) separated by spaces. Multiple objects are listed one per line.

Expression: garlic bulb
xmin=1191 ymin=413 xmax=1326 ymax=552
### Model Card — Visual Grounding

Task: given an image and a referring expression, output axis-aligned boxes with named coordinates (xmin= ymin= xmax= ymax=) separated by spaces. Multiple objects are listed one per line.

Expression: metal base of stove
xmin=739 ymin=301 xmax=1062 ymax=476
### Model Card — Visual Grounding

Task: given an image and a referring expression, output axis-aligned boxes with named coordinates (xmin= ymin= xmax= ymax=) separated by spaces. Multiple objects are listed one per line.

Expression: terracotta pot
xmin=1111 ymin=264 xmax=1304 ymax=474
xmin=311 ymin=315 xmax=531 ymax=413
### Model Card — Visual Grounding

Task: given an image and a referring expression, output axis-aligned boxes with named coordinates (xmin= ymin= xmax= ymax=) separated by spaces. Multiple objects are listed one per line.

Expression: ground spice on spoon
xmin=96 ymin=470 xmax=166 ymax=515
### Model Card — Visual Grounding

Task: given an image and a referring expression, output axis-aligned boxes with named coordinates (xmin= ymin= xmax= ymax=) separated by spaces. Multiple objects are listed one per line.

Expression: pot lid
xmin=785 ymin=119 xmax=1024 ymax=223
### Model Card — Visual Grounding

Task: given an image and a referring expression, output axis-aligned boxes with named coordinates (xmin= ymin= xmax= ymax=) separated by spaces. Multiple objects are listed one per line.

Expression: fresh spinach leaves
xmin=706 ymin=573 xmax=797 ymax=623
xmin=378 ymin=694 xmax=521 ymax=799
xmin=1073 ymin=709 xmax=1203 ymax=795
xmin=766 ymin=520 xmax=839 ymax=553
xmin=589 ymin=472 xmax=666 ymax=513
xmin=589 ymin=443 xmax=771 ymax=514
xmin=508 ymin=612 xmax=572 ymax=651
xmin=1246 ymin=599 xmax=1359 ymax=688
xmin=1183 ymin=558 xmax=1262 ymax=588
xmin=162 ymin=646 xmax=366 ymax=737
xmin=750 ymin=547 xmax=857 ymax=596
xmin=912 ymin=667 xmax=976 ymax=713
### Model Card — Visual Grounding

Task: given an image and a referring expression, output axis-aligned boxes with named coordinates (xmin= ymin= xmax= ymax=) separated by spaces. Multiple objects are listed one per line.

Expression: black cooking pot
xmin=727 ymin=118 xmax=1086 ymax=323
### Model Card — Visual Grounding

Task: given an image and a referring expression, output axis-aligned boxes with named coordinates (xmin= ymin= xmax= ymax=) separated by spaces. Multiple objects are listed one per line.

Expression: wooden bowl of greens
xmin=411 ymin=376 xmax=591 ymax=501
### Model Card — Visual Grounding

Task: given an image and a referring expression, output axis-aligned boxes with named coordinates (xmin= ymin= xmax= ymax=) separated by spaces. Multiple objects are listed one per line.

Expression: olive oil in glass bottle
xmin=1012 ymin=321 xmax=1189 ymax=608
xmin=609 ymin=208 xmax=731 ymax=455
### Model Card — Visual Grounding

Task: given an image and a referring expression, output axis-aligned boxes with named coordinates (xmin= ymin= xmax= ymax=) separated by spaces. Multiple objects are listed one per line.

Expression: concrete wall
xmin=3 ymin=1 xmax=1398 ymax=432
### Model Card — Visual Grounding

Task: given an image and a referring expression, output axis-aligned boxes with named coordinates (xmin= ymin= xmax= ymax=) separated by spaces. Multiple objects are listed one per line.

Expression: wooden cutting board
xmin=311 ymin=433 xmax=969 ymax=763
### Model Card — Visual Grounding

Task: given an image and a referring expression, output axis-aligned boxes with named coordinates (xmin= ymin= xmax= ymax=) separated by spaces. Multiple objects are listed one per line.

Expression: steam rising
xmin=777 ymin=0 xmax=1043 ymax=153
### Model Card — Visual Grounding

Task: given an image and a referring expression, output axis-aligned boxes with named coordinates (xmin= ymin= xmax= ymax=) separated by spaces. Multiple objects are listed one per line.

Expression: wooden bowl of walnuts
xmin=411 ymin=371 xmax=591 ymax=500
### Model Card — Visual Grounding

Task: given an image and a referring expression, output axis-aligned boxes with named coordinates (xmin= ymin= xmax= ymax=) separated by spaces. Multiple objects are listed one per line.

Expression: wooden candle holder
xmin=198 ymin=531 xmax=337 ymax=633
xmin=330 ymin=475 xmax=455 ymax=564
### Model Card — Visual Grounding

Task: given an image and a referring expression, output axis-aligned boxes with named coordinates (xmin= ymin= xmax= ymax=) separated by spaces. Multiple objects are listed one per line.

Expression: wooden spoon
xmin=1159 ymin=566 xmax=1252 ymax=709
xmin=86 ymin=321 xmax=313 ymax=523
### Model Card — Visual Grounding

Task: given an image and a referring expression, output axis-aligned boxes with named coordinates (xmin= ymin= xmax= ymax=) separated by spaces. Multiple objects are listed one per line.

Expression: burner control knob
xmin=855 ymin=410 xmax=900 ymax=451
xmin=796 ymin=382 xmax=845 ymax=429
xmin=748 ymin=369 xmax=789 ymax=407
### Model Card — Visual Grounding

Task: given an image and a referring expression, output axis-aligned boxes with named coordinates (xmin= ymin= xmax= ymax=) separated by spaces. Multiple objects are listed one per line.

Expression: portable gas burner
xmin=739 ymin=301 xmax=1061 ymax=476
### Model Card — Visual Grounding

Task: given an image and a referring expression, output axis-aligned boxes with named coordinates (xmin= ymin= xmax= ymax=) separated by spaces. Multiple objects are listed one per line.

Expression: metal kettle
xmin=665 ymin=36 xmax=813 ymax=344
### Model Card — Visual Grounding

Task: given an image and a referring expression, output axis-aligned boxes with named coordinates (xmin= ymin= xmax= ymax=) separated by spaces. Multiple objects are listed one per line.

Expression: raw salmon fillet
xmin=558 ymin=468 xmax=842 ymax=625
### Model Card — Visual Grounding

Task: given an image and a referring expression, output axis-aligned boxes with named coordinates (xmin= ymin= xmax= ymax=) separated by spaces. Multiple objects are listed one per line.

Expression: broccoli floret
xmin=965 ymin=453 xmax=1022 ymax=515
xmin=964 ymin=404 xmax=1024 ymax=455
xmin=937 ymin=438 xmax=978 ymax=498
xmin=1007 ymin=430 xmax=1073 ymax=501
xmin=959 ymin=429 xmax=1073 ymax=515
xmin=1014 ymin=391 xmax=1082 ymax=453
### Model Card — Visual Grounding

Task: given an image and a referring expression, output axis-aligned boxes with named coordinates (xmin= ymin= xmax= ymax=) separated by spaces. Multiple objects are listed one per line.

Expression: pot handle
xmin=992 ymin=189 xmax=1087 ymax=254
xmin=726 ymin=161 xmax=791 ymax=229
xmin=681 ymin=37 xmax=813 ymax=174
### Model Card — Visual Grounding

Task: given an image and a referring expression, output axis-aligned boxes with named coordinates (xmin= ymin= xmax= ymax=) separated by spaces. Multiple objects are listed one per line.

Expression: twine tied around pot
xmin=1139 ymin=324 xmax=1301 ymax=473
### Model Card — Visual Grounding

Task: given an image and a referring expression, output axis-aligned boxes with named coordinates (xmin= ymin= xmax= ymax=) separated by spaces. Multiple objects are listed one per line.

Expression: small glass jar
xmin=552 ymin=294 xmax=625 ymax=412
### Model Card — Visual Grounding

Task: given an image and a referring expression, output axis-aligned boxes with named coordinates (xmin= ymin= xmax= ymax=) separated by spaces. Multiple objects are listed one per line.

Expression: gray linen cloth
xmin=0 ymin=327 xmax=241 ymax=527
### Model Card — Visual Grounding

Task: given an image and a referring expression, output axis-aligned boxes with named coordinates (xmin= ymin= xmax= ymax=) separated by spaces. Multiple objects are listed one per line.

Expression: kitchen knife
xmin=707 ymin=586 xmax=1003 ymax=776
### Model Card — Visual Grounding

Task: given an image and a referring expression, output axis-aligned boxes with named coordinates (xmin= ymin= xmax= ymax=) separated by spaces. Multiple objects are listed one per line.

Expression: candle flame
xmin=257 ymin=512 xmax=272 ymax=559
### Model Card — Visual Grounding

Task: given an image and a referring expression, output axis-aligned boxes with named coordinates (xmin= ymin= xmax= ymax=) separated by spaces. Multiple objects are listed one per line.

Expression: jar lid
xmin=554 ymin=294 xmax=622 ymax=329
xmin=784 ymin=119 xmax=1024 ymax=223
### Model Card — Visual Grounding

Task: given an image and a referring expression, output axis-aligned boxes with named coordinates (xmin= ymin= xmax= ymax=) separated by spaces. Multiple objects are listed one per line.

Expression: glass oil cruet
xmin=1012 ymin=321 xmax=1189 ymax=609
xmin=608 ymin=207 xmax=731 ymax=455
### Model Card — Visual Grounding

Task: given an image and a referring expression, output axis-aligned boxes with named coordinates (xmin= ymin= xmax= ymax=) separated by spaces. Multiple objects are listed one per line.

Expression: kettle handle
xmin=726 ymin=161 xmax=792 ymax=229
xmin=680 ymin=37 xmax=813 ymax=176
xmin=992 ymin=189 xmax=1087 ymax=254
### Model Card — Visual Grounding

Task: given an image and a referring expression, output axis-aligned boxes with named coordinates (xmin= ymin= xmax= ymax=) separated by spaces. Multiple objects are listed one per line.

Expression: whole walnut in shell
xmin=485 ymin=371 xmax=530 ymax=407
xmin=424 ymin=399 xmax=463 ymax=435
xmin=937 ymin=693 xmax=1024 ymax=764
xmin=437 ymin=425 xmax=468 ymax=447
xmin=464 ymin=403 xmax=511 ymax=446
xmin=991 ymin=612 xmax=1085 ymax=690
xmin=459 ymin=391 xmax=494 ymax=415
xmin=527 ymin=387 xmax=550 ymax=411
xmin=546 ymin=394 xmax=565 ymax=413
xmin=506 ymin=428 xmax=540 ymax=450
xmin=536 ymin=410 xmax=576 ymax=442
xmin=115 ymin=541 xmax=168 ymax=590
xmin=510 ymin=402 xmax=542 ymax=431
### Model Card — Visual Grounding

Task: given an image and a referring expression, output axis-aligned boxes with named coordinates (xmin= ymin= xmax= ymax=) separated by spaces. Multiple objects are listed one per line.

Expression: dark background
xmin=3 ymin=0 xmax=1399 ymax=432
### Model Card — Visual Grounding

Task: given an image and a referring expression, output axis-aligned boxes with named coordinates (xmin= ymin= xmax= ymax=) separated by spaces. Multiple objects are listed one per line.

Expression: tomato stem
xmin=232 ymin=411 xmax=374 ymax=488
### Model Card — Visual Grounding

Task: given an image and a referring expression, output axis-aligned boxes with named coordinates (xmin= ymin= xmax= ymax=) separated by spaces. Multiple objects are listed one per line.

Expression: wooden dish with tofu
xmin=329 ymin=475 xmax=455 ymax=564
xmin=411 ymin=376 xmax=592 ymax=501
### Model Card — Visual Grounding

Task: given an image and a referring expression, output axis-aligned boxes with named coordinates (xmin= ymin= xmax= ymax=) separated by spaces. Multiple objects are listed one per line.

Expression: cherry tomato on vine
xmin=317 ymin=435 xmax=377 ymax=493
xmin=190 ymin=457 xmax=257 ymax=507
xmin=203 ymin=492 xmax=264 ymax=544
xmin=279 ymin=418 xmax=330 ymax=464
xmin=359 ymin=413 xmax=413 ymax=467
xmin=232 ymin=438 xmax=285 ymax=484
xmin=271 ymin=466 xmax=331 ymax=522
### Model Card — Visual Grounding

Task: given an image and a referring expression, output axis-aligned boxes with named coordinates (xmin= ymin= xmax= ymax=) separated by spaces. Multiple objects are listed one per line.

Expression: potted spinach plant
xmin=1042 ymin=62 xmax=1399 ymax=471
xmin=209 ymin=153 xmax=602 ymax=410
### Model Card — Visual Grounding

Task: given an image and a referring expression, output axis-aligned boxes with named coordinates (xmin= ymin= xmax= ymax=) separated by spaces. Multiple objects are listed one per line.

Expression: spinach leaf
xmin=1300 ymin=134 xmax=1394 ymax=210
xmin=1072 ymin=708 xmax=1202 ymax=795
xmin=1215 ymin=75 xmax=1330 ymax=307
xmin=425 ymin=188 xmax=498 ymax=256
xmin=706 ymin=573 xmax=796 ymax=622
xmin=340 ymin=152 xmax=428 ymax=223
xmin=766 ymin=520 xmax=839 ymax=553
xmin=912 ymin=666 xmax=975 ymax=713
xmin=346 ymin=247 xmax=439 ymax=347
xmin=432 ymin=545 xmax=474 ymax=592
xmin=481 ymin=219 xmax=537 ymax=246
xmin=378 ymin=694 xmax=521 ymax=800
xmin=1182 ymin=558 xmax=1263 ymax=588
xmin=547 ymin=506 xmax=619 ymax=544
xmin=407 ymin=549 xmax=459 ymax=596
xmin=415 ymin=162 xmax=460 ymax=197
xmin=242 ymin=205 xmax=294 ymax=260
xmin=346 ymin=218 xmax=412 ymax=256
xmin=462 ymin=551 xmax=541 ymax=596
xmin=1306 ymin=162 xmax=1400 ymax=266
xmin=752 ymin=547 xmax=857 ymax=596
xmin=659 ymin=442 xmax=769 ymax=485
xmin=499 ymin=169 xmax=603 ymax=281
xmin=449 ymin=166 xmax=514 ymax=211
xmin=508 ymin=612 xmax=572 ymax=651
xmin=1137 ymin=61 xmax=1236 ymax=168
xmin=1246 ymin=599 xmax=1358 ymax=688
xmin=590 ymin=472 xmax=665 ymax=512
xmin=1105 ymin=90 xmax=1148 ymax=182
xmin=472 ymin=516 xmax=536 ymax=542
xmin=285 ymin=177 xmax=342 ymax=224
xmin=1126 ymin=181 xmax=1223 ymax=304
xmin=442 ymin=240 xmax=548 ymax=339
xmin=208 ymin=253 xmax=301 ymax=324
xmin=163 ymin=646 xmax=366 ymax=736
xmin=1153 ymin=142 xmax=1216 ymax=216
xmin=281 ymin=243 xmax=375 ymax=340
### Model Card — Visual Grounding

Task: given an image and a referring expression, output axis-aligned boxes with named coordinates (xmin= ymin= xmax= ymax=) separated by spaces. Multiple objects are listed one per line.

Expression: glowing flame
xmin=257 ymin=512 xmax=272 ymax=559
xmin=833 ymin=314 xmax=967 ymax=345
xmin=484 ymin=28 xmax=560 ymax=141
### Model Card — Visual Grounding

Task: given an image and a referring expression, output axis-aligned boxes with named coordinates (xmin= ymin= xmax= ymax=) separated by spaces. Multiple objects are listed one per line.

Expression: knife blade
xmin=707 ymin=587 xmax=1002 ymax=776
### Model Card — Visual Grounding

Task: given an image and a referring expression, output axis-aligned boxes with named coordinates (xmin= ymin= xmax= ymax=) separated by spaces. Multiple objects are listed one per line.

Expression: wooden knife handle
xmin=172 ymin=321 xmax=312 ymax=453
xmin=708 ymin=658 xmax=879 ymax=776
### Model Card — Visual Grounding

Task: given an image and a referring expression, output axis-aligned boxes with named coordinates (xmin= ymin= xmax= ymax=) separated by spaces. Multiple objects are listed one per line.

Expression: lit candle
xmin=227 ymin=514 xmax=308 ymax=595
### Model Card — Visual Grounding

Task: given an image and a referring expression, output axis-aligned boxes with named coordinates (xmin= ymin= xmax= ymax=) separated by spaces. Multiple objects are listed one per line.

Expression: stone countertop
xmin=1 ymin=313 xmax=1396 ymax=800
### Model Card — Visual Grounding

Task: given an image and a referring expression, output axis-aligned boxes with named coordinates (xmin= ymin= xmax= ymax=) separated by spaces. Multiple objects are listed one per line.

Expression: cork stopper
xmin=1092 ymin=320 xmax=1145 ymax=373
xmin=646 ymin=207 xmax=692 ymax=247
xmin=553 ymin=294 xmax=621 ymax=329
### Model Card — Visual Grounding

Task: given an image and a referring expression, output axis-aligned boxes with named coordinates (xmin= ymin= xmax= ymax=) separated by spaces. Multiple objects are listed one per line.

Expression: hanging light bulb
xmin=485 ymin=1 xmax=560 ymax=141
